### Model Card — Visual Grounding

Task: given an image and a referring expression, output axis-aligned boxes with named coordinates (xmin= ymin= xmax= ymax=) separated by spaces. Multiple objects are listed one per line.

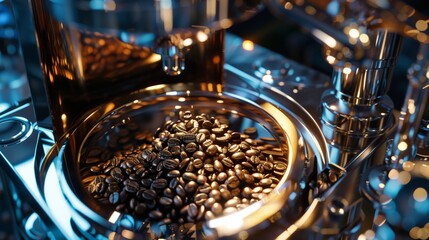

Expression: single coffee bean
xmin=211 ymin=203 xmax=223 ymax=216
xmin=231 ymin=152 xmax=245 ymax=161
xmin=109 ymin=192 xmax=120 ymax=204
xmin=159 ymin=197 xmax=173 ymax=206
xmin=152 ymin=178 xmax=168 ymax=189
xmin=142 ymin=189 xmax=157 ymax=200
xmin=226 ymin=176 xmax=240 ymax=189
xmin=183 ymin=172 xmax=197 ymax=181
xmin=173 ymin=195 xmax=183 ymax=208
xmin=185 ymin=181 xmax=198 ymax=193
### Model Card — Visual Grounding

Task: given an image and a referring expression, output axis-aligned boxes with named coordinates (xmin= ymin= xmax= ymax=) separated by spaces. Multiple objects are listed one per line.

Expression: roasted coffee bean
xmin=242 ymin=187 xmax=252 ymax=198
xmin=152 ymin=178 xmax=168 ymax=189
xmin=185 ymin=181 xmax=198 ymax=193
xmin=187 ymin=203 xmax=199 ymax=218
xmin=134 ymin=203 xmax=147 ymax=216
xmin=196 ymin=175 xmax=208 ymax=185
xmin=211 ymin=203 xmax=223 ymax=216
xmin=221 ymin=157 xmax=234 ymax=168
xmin=142 ymin=189 xmax=157 ymax=200
xmin=159 ymin=197 xmax=173 ymax=206
xmin=173 ymin=195 xmax=183 ymax=208
xmin=199 ymin=183 xmax=211 ymax=194
xmin=206 ymin=145 xmax=218 ymax=156
xmin=108 ymin=182 xmax=121 ymax=193
xmin=185 ymin=142 xmax=198 ymax=153
xmin=216 ymin=172 xmax=228 ymax=182
xmin=195 ymin=133 xmax=206 ymax=143
xmin=204 ymin=164 xmax=214 ymax=172
xmin=167 ymin=137 xmax=181 ymax=147
xmin=226 ymin=176 xmax=240 ymax=189
xmin=274 ymin=161 xmax=288 ymax=171
xmin=182 ymin=172 xmax=197 ymax=182
xmin=167 ymin=170 xmax=181 ymax=178
xmin=149 ymin=210 xmax=163 ymax=219
xmin=213 ymin=160 xmax=224 ymax=172
xmin=163 ymin=188 xmax=174 ymax=198
xmin=163 ymin=158 xmax=180 ymax=170
xmin=175 ymin=185 xmax=186 ymax=198
xmin=109 ymin=192 xmax=119 ymax=204
xmin=194 ymin=193 xmax=208 ymax=205
xmin=124 ymin=180 xmax=139 ymax=193
xmin=231 ymin=152 xmax=245 ymax=161
xmin=220 ymin=188 xmax=232 ymax=200
xmin=141 ymin=178 xmax=152 ymax=188
xmin=179 ymin=158 xmax=191 ymax=170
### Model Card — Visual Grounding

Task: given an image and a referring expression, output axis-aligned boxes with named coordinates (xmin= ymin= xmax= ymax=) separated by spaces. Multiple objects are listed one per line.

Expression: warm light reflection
xmin=197 ymin=31 xmax=209 ymax=42
xmin=343 ymin=67 xmax=352 ymax=75
xmin=305 ymin=6 xmax=316 ymax=15
xmin=217 ymin=100 xmax=224 ymax=104
xmin=326 ymin=55 xmax=336 ymax=64
xmin=403 ymin=161 xmax=415 ymax=172
xmin=183 ymin=38 xmax=193 ymax=46
xmin=242 ymin=40 xmax=255 ymax=51
xmin=166 ymin=91 xmax=178 ymax=96
xmin=312 ymin=29 xmax=337 ymax=49
xmin=61 ymin=114 xmax=67 ymax=130
xmin=416 ymin=20 xmax=428 ymax=31
xmin=146 ymin=84 xmax=166 ymax=91
xmin=284 ymin=2 xmax=293 ymax=10
xmin=398 ymin=171 xmax=411 ymax=185
xmin=175 ymin=105 xmax=182 ymax=109
xmin=413 ymin=188 xmax=428 ymax=202
xmin=398 ymin=141 xmax=408 ymax=151
xmin=408 ymin=99 xmax=416 ymax=114
xmin=348 ymin=28 xmax=360 ymax=39
xmin=178 ymin=97 xmax=186 ymax=102
xmin=388 ymin=169 xmax=399 ymax=180
xmin=359 ymin=34 xmax=369 ymax=44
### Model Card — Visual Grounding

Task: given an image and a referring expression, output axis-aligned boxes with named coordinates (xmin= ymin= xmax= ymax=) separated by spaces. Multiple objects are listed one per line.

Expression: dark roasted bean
xmin=159 ymin=197 xmax=173 ymax=206
xmin=173 ymin=195 xmax=183 ymax=208
xmin=152 ymin=178 xmax=168 ymax=189
xmin=185 ymin=181 xmax=198 ymax=193
xmin=185 ymin=142 xmax=198 ymax=153
xmin=149 ymin=210 xmax=163 ymax=219
xmin=142 ymin=189 xmax=157 ymax=200
xmin=188 ymin=203 xmax=198 ymax=218
xmin=167 ymin=170 xmax=181 ymax=177
xmin=124 ymin=180 xmax=139 ymax=193
xmin=163 ymin=158 xmax=180 ymax=170
xmin=175 ymin=185 xmax=186 ymax=198
xmin=109 ymin=192 xmax=120 ymax=204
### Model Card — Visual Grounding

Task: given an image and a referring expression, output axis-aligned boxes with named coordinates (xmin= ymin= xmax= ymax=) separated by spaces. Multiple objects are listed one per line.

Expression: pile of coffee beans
xmin=82 ymin=110 xmax=288 ymax=225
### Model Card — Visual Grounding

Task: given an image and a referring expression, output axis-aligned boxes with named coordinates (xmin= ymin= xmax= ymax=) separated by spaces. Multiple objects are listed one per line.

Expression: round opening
xmin=41 ymin=83 xmax=328 ymax=239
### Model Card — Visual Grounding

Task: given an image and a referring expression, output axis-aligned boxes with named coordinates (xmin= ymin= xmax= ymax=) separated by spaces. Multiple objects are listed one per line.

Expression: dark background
xmin=228 ymin=6 xmax=427 ymax=113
